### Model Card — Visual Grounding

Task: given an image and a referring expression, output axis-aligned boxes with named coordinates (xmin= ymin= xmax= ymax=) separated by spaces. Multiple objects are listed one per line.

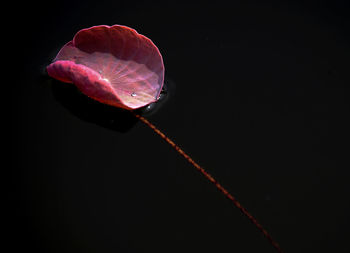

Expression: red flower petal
xmin=47 ymin=25 xmax=164 ymax=110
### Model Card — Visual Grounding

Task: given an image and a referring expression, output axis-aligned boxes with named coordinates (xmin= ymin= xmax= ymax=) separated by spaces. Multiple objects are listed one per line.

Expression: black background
xmin=10 ymin=0 xmax=349 ymax=252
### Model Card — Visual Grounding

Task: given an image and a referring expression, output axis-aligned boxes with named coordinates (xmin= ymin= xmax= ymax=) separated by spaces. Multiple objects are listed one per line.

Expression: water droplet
xmin=131 ymin=92 xmax=137 ymax=97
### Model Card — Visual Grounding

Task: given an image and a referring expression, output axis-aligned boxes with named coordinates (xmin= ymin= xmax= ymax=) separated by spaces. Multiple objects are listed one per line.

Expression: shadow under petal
xmin=51 ymin=79 xmax=138 ymax=133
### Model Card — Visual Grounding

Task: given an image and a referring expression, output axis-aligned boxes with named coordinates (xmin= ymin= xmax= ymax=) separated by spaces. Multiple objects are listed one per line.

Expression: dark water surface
xmin=11 ymin=1 xmax=349 ymax=252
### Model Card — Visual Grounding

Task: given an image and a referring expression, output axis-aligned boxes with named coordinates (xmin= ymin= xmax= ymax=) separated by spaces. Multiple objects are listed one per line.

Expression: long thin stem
xmin=133 ymin=113 xmax=283 ymax=253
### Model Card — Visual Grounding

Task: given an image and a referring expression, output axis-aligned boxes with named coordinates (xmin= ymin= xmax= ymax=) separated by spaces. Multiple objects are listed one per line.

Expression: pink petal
xmin=47 ymin=25 xmax=164 ymax=110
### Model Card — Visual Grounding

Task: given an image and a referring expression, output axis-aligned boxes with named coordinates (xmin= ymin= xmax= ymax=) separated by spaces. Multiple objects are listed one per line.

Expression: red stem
xmin=134 ymin=113 xmax=283 ymax=253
